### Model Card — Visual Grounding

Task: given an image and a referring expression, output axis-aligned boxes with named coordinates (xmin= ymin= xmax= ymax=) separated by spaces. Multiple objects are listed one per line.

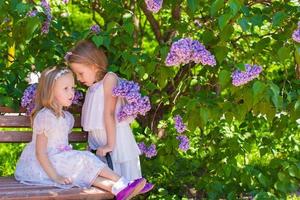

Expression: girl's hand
xmin=53 ymin=175 xmax=72 ymax=185
xmin=96 ymin=146 xmax=112 ymax=157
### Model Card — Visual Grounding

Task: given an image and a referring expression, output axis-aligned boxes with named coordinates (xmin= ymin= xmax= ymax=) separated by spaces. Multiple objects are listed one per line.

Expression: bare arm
xmin=99 ymin=73 xmax=118 ymax=155
xmin=36 ymin=134 xmax=71 ymax=184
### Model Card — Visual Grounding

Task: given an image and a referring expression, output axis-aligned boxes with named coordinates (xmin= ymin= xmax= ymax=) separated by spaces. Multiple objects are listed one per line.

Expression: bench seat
xmin=0 ymin=177 xmax=114 ymax=200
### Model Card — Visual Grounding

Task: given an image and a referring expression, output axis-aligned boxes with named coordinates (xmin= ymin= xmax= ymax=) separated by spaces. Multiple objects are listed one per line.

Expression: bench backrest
xmin=0 ymin=106 xmax=87 ymax=143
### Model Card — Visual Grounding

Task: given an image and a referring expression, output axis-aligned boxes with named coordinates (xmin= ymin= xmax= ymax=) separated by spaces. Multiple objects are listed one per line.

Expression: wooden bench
xmin=0 ymin=106 xmax=114 ymax=200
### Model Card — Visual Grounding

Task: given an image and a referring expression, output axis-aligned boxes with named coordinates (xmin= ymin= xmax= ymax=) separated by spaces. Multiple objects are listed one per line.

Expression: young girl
xmin=66 ymin=40 xmax=153 ymax=193
xmin=14 ymin=66 xmax=149 ymax=200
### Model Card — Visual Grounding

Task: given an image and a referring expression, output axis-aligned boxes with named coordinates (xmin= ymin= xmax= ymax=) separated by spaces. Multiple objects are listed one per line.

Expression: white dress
xmin=14 ymin=108 xmax=106 ymax=189
xmin=82 ymin=72 xmax=142 ymax=181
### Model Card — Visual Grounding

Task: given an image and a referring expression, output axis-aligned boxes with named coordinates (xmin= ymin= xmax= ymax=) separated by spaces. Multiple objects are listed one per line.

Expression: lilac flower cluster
xmin=231 ymin=64 xmax=263 ymax=86
xmin=72 ymin=90 xmax=84 ymax=106
xmin=292 ymin=22 xmax=300 ymax=43
xmin=41 ymin=0 xmax=52 ymax=34
xmin=21 ymin=84 xmax=84 ymax=115
xmin=27 ymin=10 xmax=38 ymax=17
xmin=145 ymin=0 xmax=163 ymax=13
xmin=21 ymin=83 xmax=37 ymax=115
xmin=173 ymin=115 xmax=186 ymax=133
xmin=176 ymin=135 xmax=190 ymax=152
xmin=138 ymin=142 xmax=157 ymax=158
xmin=113 ymin=79 xmax=151 ymax=122
xmin=90 ymin=24 xmax=101 ymax=34
xmin=165 ymin=38 xmax=216 ymax=67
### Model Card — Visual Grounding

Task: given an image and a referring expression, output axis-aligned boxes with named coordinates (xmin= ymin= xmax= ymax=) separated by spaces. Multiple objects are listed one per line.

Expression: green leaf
xmin=92 ymin=35 xmax=104 ymax=47
xmin=277 ymin=46 xmax=290 ymax=61
xmin=107 ymin=64 xmax=119 ymax=72
xmin=251 ymin=14 xmax=263 ymax=27
xmin=288 ymin=165 xmax=300 ymax=178
xmin=228 ymin=0 xmax=242 ymax=16
xmin=254 ymin=37 xmax=271 ymax=53
xmin=252 ymin=81 xmax=266 ymax=104
xmin=187 ymin=0 xmax=199 ymax=14
xmin=214 ymin=46 xmax=229 ymax=63
xmin=258 ymin=173 xmax=269 ymax=187
xmin=218 ymin=13 xmax=232 ymax=30
xmin=219 ymin=69 xmax=231 ymax=87
xmin=272 ymin=11 xmax=287 ymax=27
xmin=211 ymin=0 xmax=224 ymax=16
xmin=238 ymin=17 xmax=249 ymax=31
xmin=124 ymin=20 xmax=134 ymax=35
xmin=220 ymin=25 xmax=234 ymax=41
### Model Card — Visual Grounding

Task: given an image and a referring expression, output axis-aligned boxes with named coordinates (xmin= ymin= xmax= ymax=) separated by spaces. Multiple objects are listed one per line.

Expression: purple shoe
xmin=116 ymin=178 xmax=146 ymax=200
xmin=139 ymin=182 xmax=154 ymax=194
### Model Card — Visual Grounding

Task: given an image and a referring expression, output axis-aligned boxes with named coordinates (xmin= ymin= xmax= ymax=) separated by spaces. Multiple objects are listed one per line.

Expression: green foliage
xmin=0 ymin=0 xmax=300 ymax=198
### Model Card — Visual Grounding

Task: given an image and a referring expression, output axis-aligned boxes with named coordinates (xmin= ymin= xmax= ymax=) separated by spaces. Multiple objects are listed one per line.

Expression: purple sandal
xmin=139 ymin=182 xmax=154 ymax=194
xmin=116 ymin=178 xmax=146 ymax=200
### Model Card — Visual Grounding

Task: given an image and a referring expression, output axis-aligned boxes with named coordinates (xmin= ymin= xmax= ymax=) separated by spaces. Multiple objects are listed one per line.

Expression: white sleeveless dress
xmin=15 ymin=108 xmax=106 ymax=189
xmin=82 ymin=72 xmax=142 ymax=181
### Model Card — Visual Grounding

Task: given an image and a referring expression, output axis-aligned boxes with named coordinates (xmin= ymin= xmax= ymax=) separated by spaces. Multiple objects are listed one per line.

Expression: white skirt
xmin=88 ymin=124 xmax=142 ymax=181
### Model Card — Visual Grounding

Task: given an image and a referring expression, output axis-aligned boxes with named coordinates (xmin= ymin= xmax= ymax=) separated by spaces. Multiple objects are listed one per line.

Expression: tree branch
xmin=139 ymin=2 xmax=163 ymax=44
xmin=163 ymin=2 xmax=181 ymax=43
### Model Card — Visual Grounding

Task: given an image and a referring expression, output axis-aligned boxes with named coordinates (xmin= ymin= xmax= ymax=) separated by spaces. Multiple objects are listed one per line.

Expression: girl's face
xmin=53 ymin=73 xmax=75 ymax=108
xmin=70 ymin=63 xmax=99 ymax=87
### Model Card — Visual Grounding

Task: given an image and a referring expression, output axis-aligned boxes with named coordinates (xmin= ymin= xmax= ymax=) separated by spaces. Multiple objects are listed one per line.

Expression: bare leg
xmin=92 ymin=176 xmax=115 ymax=192
xmin=98 ymin=167 xmax=120 ymax=182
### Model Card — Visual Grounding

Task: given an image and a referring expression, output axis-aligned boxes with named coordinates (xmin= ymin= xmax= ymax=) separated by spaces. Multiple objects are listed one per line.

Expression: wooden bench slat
xmin=0 ymin=131 xmax=87 ymax=143
xmin=0 ymin=106 xmax=82 ymax=114
xmin=0 ymin=177 xmax=113 ymax=200
xmin=0 ymin=116 xmax=82 ymax=128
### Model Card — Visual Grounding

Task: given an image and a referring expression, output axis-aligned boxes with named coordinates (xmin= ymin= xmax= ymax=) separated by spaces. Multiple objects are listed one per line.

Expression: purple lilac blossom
xmin=27 ymin=10 xmax=38 ymax=17
xmin=41 ymin=0 xmax=52 ymax=34
xmin=165 ymin=38 xmax=216 ymax=67
xmin=176 ymin=135 xmax=190 ymax=152
xmin=62 ymin=0 xmax=69 ymax=4
xmin=292 ymin=23 xmax=300 ymax=43
xmin=73 ymin=90 xmax=84 ymax=105
xmin=138 ymin=142 xmax=157 ymax=158
xmin=231 ymin=64 xmax=263 ymax=86
xmin=138 ymin=142 xmax=147 ymax=153
xmin=21 ymin=83 xmax=37 ymax=115
xmin=113 ymin=79 xmax=150 ymax=122
xmin=173 ymin=115 xmax=187 ymax=133
xmin=145 ymin=144 xmax=157 ymax=158
xmin=90 ymin=24 xmax=101 ymax=34
xmin=145 ymin=0 xmax=163 ymax=13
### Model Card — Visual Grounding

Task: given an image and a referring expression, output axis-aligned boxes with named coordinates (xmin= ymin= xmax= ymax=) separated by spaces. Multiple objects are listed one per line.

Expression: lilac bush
xmin=231 ymin=64 xmax=263 ymax=86
xmin=113 ymin=79 xmax=151 ymax=122
xmin=145 ymin=0 xmax=163 ymax=13
xmin=165 ymin=38 xmax=216 ymax=67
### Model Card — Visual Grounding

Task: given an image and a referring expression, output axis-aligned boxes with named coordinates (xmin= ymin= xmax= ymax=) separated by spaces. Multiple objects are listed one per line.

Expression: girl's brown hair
xmin=31 ymin=66 xmax=72 ymax=123
xmin=66 ymin=40 xmax=108 ymax=81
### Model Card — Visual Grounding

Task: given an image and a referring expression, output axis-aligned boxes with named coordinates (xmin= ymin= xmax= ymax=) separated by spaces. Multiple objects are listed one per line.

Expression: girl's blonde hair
xmin=31 ymin=66 xmax=72 ymax=122
xmin=66 ymin=40 xmax=108 ymax=81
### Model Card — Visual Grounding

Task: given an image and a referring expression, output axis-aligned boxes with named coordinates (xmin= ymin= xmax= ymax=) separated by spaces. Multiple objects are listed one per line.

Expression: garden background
xmin=1 ymin=0 xmax=300 ymax=199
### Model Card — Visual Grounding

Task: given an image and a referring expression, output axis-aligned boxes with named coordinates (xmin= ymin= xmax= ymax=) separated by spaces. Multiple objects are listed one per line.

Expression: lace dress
xmin=15 ymin=108 xmax=106 ymax=189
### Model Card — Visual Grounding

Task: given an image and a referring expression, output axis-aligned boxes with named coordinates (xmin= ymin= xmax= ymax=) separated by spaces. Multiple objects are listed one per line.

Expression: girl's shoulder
xmin=103 ymin=71 xmax=119 ymax=81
